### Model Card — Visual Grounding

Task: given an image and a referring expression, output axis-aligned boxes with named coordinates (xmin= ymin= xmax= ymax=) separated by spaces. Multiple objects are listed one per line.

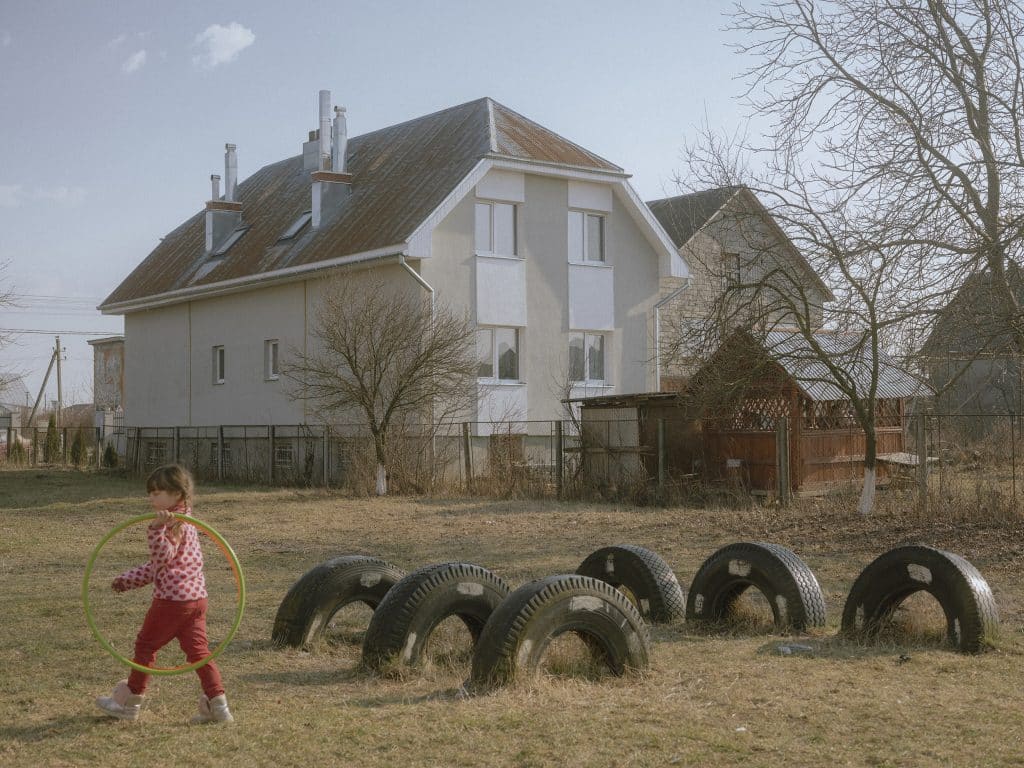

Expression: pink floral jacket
xmin=113 ymin=506 xmax=208 ymax=601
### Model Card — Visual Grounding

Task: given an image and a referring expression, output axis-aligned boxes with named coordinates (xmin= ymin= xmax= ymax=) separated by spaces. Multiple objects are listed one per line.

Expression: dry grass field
xmin=2 ymin=468 xmax=1023 ymax=767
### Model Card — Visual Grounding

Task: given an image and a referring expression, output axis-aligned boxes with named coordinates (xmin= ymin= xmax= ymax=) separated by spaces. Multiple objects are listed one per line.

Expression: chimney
xmin=224 ymin=143 xmax=238 ymax=201
xmin=309 ymin=90 xmax=353 ymax=228
xmin=318 ymin=90 xmax=332 ymax=170
xmin=332 ymin=106 xmax=347 ymax=173
xmin=205 ymin=145 xmax=243 ymax=254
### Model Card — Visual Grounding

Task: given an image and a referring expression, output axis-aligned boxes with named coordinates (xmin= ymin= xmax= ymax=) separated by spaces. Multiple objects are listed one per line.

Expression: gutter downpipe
xmin=654 ymin=279 xmax=692 ymax=391
xmin=398 ymin=253 xmax=437 ymax=494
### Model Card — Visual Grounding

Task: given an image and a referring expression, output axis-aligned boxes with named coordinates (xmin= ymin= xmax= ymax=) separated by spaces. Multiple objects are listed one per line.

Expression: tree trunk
xmin=857 ymin=426 xmax=878 ymax=516
xmin=376 ymin=463 xmax=387 ymax=496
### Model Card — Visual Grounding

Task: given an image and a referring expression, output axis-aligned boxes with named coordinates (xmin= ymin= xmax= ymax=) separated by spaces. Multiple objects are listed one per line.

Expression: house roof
xmin=100 ymin=98 xmax=623 ymax=312
xmin=646 ymin=186 xmax=742 ymax=248
xmin=761 ymin=330 xmax=929 ymax=401
xmin=646 ymin=186 xmax=834 ymax=300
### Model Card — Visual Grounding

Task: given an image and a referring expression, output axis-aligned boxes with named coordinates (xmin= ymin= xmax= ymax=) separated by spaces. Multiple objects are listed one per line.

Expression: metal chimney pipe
xmin=318 ymin=90 xmax=332 ymax=169
xmin=224 ymin=144 xmax=237 ymax=202
xmin=332 ymin=106 xmax=347 ymax=173
xmin=211 ymin=174 xmax=221 ymax=200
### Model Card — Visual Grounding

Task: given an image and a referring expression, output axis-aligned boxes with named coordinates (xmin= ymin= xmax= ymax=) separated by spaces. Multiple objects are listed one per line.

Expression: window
xmin=477 ymin=327 xmax=519 ymax=381
xmin=569 ymin=332 xmax=606 ymax=384
xmin=278 ymin=211 xmax=312 ymax=241
xmin=264 ymin=339 xmax=280 ymax=380
xmin=568 ymin=210 xmax=605 ymax=263
xmin=475 ymin=201 xmax=517 ymax=256
xmin=212 ymin=346 xmax=225 ymax=384
xmin=723 ymin=252 xmax=741 ymax=286
xmin=211 ymin=226 xmax=250 ymax=257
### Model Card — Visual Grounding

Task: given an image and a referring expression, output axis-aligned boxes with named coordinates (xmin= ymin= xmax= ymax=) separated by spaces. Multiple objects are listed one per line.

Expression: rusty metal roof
xmin=100 ymin=98 xmax=622 ymax=311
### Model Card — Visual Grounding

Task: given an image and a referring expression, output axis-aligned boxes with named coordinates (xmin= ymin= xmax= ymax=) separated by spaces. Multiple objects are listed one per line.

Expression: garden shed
xmin=692 ymin=329 xmax=930 ymax=494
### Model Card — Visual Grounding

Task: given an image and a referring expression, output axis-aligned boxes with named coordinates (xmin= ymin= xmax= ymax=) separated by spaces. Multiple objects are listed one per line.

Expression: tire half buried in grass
xmin=469 ymin=574 xmax=651 ymax=691
xmin=685 ymin=542 xmax=827 ymax=631
xmin=272 ymin=555 xmax=406 ymax=649
xmin=576 ymin=544 xmax=685 ymax=623
xmin=841 ymin=544 xmax=999 ymax=653
xmin=361 ymin=562 xmax=510 ymax=673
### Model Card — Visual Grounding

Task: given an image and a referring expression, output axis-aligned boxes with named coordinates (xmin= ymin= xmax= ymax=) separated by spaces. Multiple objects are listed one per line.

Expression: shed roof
xmin=101 ymin=98 xmax=622 ymax=312
xmin=761 ymin=330 xmax=930 ymax=401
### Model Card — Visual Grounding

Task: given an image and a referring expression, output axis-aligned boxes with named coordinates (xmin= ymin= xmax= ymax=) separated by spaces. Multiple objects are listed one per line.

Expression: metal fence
xmin=5 ymin=412 xmax=1024 ymax=509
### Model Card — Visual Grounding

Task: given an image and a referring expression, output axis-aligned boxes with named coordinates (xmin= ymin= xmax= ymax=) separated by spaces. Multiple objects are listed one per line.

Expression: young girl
xmin=95 ymin=464 xmax=233 ymax=724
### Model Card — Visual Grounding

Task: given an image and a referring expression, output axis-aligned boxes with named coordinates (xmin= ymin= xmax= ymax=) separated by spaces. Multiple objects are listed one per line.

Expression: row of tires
xmin=271 ymin=542 xmax=1000 ymax=690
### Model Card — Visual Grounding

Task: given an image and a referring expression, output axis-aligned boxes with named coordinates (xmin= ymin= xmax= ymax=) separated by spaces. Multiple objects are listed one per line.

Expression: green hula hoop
xmin=82 ymin=513 xmax=246 ymax=676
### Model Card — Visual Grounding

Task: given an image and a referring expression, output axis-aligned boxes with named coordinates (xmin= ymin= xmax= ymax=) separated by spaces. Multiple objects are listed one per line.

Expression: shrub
xmin=70 ymin=428 xmax=87 ymax=467
xmin=102 ymin=442 xmax=118 ymax=468
xmin=43 ymin=414 xmax=60 ymax=464
xmin=6 ymin=439 xmax=27 ymax=465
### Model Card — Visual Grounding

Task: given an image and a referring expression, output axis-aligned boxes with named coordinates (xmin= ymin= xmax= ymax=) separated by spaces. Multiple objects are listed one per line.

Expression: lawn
xmin=2 ymin=468 xmax=1023 ymax=767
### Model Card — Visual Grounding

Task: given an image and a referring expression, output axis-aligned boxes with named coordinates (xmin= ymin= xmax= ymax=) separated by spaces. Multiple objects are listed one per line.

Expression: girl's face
xmin=148 ymin=488 xmax=184 ymax=511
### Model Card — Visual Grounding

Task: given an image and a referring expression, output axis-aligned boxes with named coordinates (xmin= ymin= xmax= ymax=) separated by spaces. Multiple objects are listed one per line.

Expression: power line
xmin=0 ymin=328 xmax=119 ymax=336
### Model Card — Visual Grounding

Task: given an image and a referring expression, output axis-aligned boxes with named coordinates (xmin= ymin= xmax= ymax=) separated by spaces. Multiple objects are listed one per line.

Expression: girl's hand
xmin=154 ymin=508 xmax=177 ymax=526
xmin=112 ymin=576 xmax=128 ymax=593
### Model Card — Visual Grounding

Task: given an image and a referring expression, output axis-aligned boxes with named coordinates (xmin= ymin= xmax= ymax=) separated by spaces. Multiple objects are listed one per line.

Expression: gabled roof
xmin=696 ymin=329 xmax=929 ymax=404
xmin=100 ymin=98 xmax=623 ymax=312
xmin=761 ymin=330 xmax=929 ymax=401
xmin=646 ymin=186 xmax=833 ymax=300
xmin=646 ymin=186 xmax=741 ymax=248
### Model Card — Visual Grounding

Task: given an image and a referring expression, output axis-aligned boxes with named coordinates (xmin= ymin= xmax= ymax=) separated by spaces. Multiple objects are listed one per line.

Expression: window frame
xmin=475 ymin=200 xmax=518 ymax=258
xmin=568 ymin=210 xmax=606 ymax=264
xmin=568 ymin=331 xmax=607 ymax=385
xmin=212 ymin=345 xmax=225 ymax=385
xmin=264 ymin=339 xmax=280 ymax=381
xmin=476 ymin=326 xmax=521 ymax=382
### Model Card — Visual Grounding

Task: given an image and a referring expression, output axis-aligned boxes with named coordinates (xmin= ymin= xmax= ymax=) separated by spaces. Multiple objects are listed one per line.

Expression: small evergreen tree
xmin=43 ymin=414 xmax=60 ymax=464
xmin=102 ymin=442 xmax=118 ymax=468
xmin=70 ymin=427 xmax=87 ymax=467
xmin=7 ymin=439 xmax=27 ymax=465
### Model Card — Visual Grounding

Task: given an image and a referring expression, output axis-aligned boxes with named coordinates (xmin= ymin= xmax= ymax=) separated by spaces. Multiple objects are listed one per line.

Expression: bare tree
xmin=671 ymin=0 xmax=1024 ymax=513
xmin=283 ymin=271 xmax=477 ymax=495
xmin=0 ymin=263 xmax=15 ymax=390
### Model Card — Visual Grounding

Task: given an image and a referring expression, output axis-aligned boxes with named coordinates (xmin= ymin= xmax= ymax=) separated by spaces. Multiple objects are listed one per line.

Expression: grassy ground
xmin=2 ymin=469 xmax=1023 ymax=767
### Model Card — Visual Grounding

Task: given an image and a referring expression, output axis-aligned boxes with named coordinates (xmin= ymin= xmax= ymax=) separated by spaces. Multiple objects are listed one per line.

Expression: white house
xmin=100 ymin=92 xmax=689 ymax=435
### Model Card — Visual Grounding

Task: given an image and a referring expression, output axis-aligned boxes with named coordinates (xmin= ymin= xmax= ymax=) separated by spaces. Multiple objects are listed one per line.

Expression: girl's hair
xmin=146 ymin=464 xmax=195 ymax=506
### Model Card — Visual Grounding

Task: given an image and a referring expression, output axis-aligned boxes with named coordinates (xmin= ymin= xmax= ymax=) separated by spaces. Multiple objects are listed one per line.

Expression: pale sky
xmin=0 ymin=0 xmax=753 ymax=405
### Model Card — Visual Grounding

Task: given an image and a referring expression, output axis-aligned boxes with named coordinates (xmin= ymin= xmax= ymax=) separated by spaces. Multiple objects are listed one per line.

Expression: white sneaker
xmin=95 ymin=680 xmax=144 ymax=721
xmin=190 ymin=694 xmax=234 ymax=724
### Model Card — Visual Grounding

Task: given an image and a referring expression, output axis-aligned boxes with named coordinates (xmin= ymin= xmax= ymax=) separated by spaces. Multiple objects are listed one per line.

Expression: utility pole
xmin=55 ymin=335 xmax=63 ymax=430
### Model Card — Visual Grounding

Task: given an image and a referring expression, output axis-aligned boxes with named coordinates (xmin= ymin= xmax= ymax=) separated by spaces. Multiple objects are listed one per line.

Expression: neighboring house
xmin=646 ymin=186 xmax=833 ymax=390
xmin=921 ymin=266 xmax=1024 ymax=420
xmin=87 ymin=336 xmax=124 ymax=410
xmin=99 ymin=92 xmax=688 ymax=435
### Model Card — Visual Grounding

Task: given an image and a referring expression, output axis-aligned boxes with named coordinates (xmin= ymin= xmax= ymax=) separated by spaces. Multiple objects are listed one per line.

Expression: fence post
xmin=269 ymin=425 xmax=275 ymax=485
xmin=657 ymin=418 xmax=666 ymax=492
xmin=323 ymin=426 xmax=330 ymax=488
xmin=462 ymin=422 xmax=473 ymax=491
xmin=775 ymin=418 xmax=790 ymax=505
xmin=217 ymin=426 xmax=224 ymax=482
xmin=555 ymin=420 xmax=564 ymax=499
xmin=916 ymin=414 xmax=928 ymax=514
xmin=61 ymin=426 xmax=68 ymax=465
xmin=95 ymin=426 xmax=102 ymax=468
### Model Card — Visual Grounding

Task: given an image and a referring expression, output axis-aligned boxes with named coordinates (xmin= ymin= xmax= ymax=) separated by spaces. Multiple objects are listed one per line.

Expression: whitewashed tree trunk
xmin=857 ymin=466 xmax=876 ymax=516
xmin=376 ymin=463 xmax=387 ymax=496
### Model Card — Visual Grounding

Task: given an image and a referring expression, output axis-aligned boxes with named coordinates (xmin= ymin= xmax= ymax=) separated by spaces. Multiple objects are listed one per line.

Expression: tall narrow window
xmin=568 ymin=332 xmax=606 ymax=384
xmin=476 ymin=327 xmax=519 ymax=381
xmin=212 ymin=345 xmax=225 ymax=385
xmin=264 ymin=339 xmax=280 ymax=380
xmin=475 ymin=201 xmax=517 ymax=256
xmin=568 ymin=211 xmax=605 ymax=263
xmin=723 ymin=252 xmax=741 ymax=286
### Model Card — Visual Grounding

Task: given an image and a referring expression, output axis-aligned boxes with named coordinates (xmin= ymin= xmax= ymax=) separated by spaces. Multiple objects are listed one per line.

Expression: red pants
xmin=127 ymin=597 xmax=225 ymax=698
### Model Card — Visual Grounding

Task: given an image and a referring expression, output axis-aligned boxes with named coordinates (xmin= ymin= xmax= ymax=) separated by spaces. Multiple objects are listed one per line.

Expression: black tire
xmin=576 ymin=544 xmax=685 ymax=623
xmin=841 ymin=544 xmax=1000 ymax=653
xmin=361 ymin=562 xmax=511 ymax=672
xmin=469 ymin=574 xmax=651 ymax=691
xmin=685 ymin=542 xmax=827 ymax=631
xmin=272 ymin=555 xmax=406 ymax=648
